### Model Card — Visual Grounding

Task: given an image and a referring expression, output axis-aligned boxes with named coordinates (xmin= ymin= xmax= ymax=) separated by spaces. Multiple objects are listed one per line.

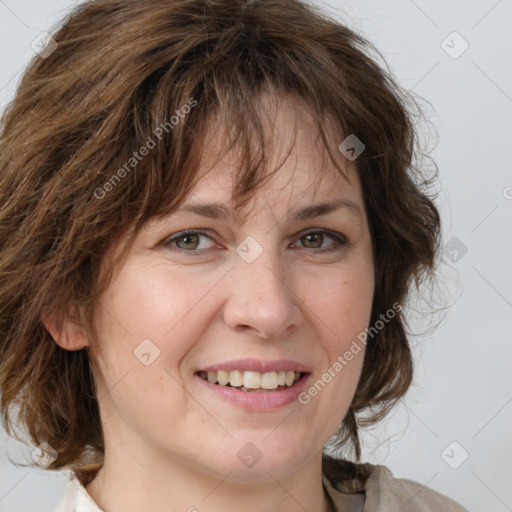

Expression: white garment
xmin=53 ymin=473 xmax=102 ymax=512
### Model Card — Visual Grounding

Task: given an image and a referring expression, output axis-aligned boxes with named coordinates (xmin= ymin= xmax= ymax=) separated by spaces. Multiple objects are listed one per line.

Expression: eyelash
xmin=163 ymin=229 xmax=350 ymax=255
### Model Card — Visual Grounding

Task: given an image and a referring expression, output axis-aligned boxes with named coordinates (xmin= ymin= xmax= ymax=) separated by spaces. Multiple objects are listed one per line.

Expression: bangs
xmin=148 ymin=89 xmax=351 ymax=220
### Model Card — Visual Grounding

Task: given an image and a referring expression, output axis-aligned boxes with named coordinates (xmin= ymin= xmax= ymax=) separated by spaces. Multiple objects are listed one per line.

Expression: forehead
xmin=187 ymin=154 xmax=360 ymax=226
xmin=188 ymin=93 xmax=360 ymax=217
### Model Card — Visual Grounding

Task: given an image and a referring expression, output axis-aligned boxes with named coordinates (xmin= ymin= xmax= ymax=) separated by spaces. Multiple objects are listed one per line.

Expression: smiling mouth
xmin=197 ymin=370 xmax=307 ymax=392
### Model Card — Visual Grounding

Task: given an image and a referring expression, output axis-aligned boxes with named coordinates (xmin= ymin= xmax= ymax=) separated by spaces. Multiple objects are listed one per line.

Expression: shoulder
xmin=322 ymin=456 xmax=469 ymax=512
xmin=363 ymin=464 xmax=469 ymax=511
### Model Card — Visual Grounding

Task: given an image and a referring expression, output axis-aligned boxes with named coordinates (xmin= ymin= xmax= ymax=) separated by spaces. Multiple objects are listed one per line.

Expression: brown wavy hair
xmin=0 ymin=0 xmax=440 ymax=486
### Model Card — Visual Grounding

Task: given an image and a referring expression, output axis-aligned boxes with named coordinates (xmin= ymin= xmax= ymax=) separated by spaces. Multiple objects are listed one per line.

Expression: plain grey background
xmin=0 ymin=1 xmax=511 ymax=511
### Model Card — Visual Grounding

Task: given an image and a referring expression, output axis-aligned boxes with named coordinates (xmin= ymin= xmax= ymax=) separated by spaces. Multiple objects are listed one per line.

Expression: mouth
xmin=196 ymin=370 xmax=308 ymax=392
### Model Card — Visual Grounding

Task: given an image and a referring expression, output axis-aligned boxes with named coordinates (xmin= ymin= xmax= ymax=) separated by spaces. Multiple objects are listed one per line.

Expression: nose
xmin=222 ymin=247 xmax=304 ymax=340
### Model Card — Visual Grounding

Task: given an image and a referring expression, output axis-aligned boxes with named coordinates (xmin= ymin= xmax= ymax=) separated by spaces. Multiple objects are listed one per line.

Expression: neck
xmin=85 ymin=437 xmax=332 ymax=512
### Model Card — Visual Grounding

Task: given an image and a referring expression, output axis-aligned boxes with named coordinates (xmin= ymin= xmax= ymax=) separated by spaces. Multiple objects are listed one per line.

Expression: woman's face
xmin=89 ymin=97 xmax=375 ymax=483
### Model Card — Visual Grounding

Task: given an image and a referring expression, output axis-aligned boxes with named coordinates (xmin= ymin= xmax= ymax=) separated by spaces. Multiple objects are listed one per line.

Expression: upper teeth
xmin=200 ymin=370 xmax=300 ymax=389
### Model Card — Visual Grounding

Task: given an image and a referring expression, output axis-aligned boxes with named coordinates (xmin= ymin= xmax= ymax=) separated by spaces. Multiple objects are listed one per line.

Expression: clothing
xmin=53 ymin=459 xmax=468 ymax=512
xmin=322 ymin=461 xmax=469 ymax=511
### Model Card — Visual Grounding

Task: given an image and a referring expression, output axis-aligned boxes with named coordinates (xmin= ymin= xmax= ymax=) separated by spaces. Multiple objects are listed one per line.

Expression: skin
xmin=46 ymin=94 xmax=375 ymax=512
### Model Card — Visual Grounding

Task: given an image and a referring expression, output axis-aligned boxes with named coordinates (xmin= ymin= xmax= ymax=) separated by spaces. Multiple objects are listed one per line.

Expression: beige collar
xmin=322 ymin=472 xmax=365 ymax=512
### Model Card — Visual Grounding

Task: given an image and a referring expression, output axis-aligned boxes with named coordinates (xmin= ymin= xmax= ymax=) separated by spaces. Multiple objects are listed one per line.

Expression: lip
xmin=195 ymin=371 xmax=312 ymax=411
xmin=198 ymin=359 xmax=312 ymax=373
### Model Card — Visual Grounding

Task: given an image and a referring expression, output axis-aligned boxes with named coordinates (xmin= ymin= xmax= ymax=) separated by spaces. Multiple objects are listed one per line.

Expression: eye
xmin=292 ymin=229 xmax=349 ymax=253
xmin=164 ymin=230 xmax=215 ymax=252
xmin=163 ymin=228 xmax=349 ymax=255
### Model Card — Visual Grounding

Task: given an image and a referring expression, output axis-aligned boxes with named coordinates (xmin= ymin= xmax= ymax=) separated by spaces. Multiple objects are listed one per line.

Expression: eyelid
xmin=162 ymin=229 xmax=219 ymax=251
xmin=163 ymin=228 xmax=350 ymax=254
xmin=292 ymin=228 xmax=349 ymax=250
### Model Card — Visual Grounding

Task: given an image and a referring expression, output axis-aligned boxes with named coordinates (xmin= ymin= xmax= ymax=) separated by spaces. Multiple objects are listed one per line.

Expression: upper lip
xmin=198 ymin=359 xmax=312 ymax=373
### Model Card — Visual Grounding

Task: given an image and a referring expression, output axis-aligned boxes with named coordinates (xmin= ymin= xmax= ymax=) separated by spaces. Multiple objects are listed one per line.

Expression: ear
xmin=43 ymin=307 xmax=89 ymax=351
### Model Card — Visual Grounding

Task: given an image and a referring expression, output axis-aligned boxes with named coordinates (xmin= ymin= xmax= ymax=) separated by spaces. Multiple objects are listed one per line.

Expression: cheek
xmin=92 ymin=259 xmax=223 ymax=371
xmin=89 ymin=262 xmax=212 ymax=425
xmin=295 ymin=263 xmax=373 ymax=412
xmin=301 ymin=263 xmax=374 ymax=346
xmin=297 ymin=281 xmax=370 ymax=426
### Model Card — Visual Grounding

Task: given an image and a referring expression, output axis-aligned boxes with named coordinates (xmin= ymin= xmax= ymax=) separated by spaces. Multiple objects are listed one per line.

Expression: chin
xmin=191 ymin=437 xmax=312 ymax=482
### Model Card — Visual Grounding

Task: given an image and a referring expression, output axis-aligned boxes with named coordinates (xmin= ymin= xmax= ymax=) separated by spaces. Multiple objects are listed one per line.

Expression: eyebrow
xmin=176 ymin=199 xmax=363 ymax=222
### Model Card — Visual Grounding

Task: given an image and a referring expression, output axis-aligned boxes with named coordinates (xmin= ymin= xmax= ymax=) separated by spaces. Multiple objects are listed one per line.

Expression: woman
xmin=0 ymin=0 xmax=467 ymax=510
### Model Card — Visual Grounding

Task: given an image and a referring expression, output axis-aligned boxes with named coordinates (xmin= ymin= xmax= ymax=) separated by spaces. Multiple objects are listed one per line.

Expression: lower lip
xmin=195 ymin=373 xmax=311 ymax=411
